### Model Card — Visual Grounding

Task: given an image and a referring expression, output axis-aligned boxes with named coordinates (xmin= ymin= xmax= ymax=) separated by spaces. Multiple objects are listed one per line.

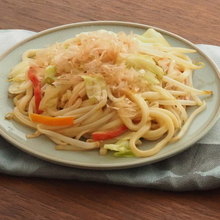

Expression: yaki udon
xmin=6 ymin=28 xmax=212 ymax=157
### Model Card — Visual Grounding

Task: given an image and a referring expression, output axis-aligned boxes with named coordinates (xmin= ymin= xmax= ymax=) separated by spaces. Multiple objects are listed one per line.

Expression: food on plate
xmin=6 ymin=28 xmax=212 ymax=157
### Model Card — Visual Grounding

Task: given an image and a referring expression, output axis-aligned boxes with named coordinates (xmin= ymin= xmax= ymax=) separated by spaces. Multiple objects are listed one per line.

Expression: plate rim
xmin=1 ymin=20 xmax=220 ymax=170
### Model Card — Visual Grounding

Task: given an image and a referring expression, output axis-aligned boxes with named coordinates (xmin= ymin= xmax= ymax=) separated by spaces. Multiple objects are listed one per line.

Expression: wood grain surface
xmin=0 ymin=0 xmax=220 ymax=219
xmin=1 ymin=0 xmax=220 ymax=46
xmin=0 ymin=174 xmax=220 ymax=220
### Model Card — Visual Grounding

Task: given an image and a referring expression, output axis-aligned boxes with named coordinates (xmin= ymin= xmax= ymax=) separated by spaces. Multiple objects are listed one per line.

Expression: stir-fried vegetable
xmin=44 ymin=65 xmax=56 ymax=84
xmin=30 ymin=113 xmax=74 ymax=126
xmin=8 ymin=60 xmax=30 ymax=94
xmin=104 ymin=139 xmax=135 ymax=157
xmin=92 ymin=125 xmax=128 ymax=141
xmin=28 ymin=67 xmax=42 ymax=114
xmin=119 ymin=53 xmax=164 ymax=79
xmin=82 ymin=74 xmax=107 ymax=104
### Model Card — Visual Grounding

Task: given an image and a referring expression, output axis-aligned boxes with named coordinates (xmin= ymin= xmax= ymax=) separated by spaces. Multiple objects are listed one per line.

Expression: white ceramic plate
xmin=0 ymin=21 xmax=220 ymax=170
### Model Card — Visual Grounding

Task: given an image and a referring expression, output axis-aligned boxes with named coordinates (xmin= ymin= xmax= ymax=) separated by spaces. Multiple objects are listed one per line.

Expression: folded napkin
xmin=1 ymin=30 xmax=220 ymax=191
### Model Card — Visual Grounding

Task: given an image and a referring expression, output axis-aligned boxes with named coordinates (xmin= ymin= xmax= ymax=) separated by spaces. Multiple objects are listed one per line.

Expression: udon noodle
xmin=6 ymin=28 xmax=212 ymax=157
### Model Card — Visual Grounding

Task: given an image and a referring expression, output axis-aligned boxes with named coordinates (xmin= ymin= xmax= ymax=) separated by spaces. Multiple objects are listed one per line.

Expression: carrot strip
xmin=30 ymin=113 xmax=74 ymax=126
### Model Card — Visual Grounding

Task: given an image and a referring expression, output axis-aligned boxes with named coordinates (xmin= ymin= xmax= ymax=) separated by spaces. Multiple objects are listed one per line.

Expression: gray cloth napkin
xmin=1 ymin=30 xmax=220 ymax=191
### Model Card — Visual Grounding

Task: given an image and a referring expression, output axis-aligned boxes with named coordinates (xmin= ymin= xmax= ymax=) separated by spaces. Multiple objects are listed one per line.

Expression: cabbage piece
xmin=120 ymin=54 xmax=164 ymax=79
xmin=104 ymin=139 xmax=136 ymax=157
xmin=136 ymin=28 xmax=171 ymax=47
xmin=44 ymin=65 xmax=57 ymax=84
xmin=8 ymin=60 xmax=30 ymax=94
xmin=8 ymin=81 xmax=28 ymax=94
xmin=82 ymin=74 xmax=107 ymax=103
xmin=139 ymin=69 xmax=160 ymax=84
xmin=39 ymin=85 xmax=61 ymax=110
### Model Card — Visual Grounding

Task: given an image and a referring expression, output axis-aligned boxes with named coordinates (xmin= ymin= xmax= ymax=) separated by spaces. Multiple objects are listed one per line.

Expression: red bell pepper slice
xmin=92 ymin=125 xmax=128 ymax=141
xmin=28 ymin=66 xmax=42 ymax=114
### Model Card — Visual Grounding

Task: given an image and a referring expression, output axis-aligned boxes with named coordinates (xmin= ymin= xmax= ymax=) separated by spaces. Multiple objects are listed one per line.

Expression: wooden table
xmin=0 ymin=0 xmax=220 ymax=219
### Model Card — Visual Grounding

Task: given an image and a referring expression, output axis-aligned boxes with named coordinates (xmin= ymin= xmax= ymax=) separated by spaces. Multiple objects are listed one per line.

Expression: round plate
xmin=0 ymin=21 xmax=220 ymax=170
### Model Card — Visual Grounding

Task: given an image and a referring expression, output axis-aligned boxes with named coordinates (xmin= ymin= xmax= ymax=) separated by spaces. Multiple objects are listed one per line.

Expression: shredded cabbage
xmin=44 ymin=65 xmax=56 ymax=84
xmin=135 ymin=28 xmax=171 ymax=46
xmin=82 ymin=74 xmax=107 ymax=103
xmin=119 ymin=53 xmax=164 ymax=79
xmin=8 ymin=60 xmax=30 ymax=94
xmin=39 ymin=85 xmax=60 ymax=110
xmin=104 ymin=139 xmax=136 ymax=157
